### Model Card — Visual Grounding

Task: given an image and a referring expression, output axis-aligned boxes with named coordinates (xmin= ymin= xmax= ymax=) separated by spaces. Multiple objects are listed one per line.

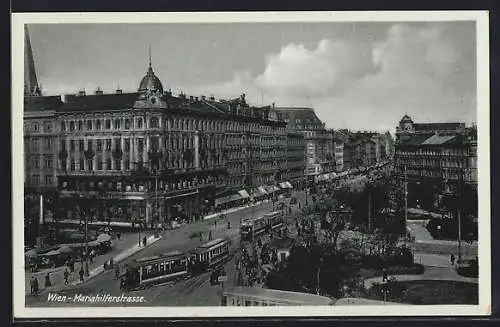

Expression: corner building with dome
xmin=23 ymin=28 xmax=295 ymax=230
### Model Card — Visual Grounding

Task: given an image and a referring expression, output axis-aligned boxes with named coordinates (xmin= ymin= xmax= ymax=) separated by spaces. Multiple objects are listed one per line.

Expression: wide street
xmin=26 ymin=190 xmax=307 ymax=307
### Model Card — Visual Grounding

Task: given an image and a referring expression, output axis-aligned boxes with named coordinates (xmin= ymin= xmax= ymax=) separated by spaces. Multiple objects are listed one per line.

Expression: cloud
xmin=196 ymin=23 xmax=475 ymax=132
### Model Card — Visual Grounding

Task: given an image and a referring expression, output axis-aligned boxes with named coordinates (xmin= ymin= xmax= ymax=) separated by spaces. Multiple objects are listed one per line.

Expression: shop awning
xmin=258 ymin=186 xmax=268 ymax=194
xmin=279 ymin=182 xmax=287 ymax=189
xmin=238 ymin=189 xmax=250 ymax=198
xmin=284 ymin=181 xmax=293 ymax=189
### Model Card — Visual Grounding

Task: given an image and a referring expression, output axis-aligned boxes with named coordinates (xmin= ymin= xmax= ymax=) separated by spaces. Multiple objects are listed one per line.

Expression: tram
xmin=241 ymin=211 xmax=284 ymax=242
xmin=122 ymin=250 xmax=190 ymax=290
xmin=188 ymin=237 xmax=232 ymax=275
xmin=121 ymin=238 xmax=232 ymax=291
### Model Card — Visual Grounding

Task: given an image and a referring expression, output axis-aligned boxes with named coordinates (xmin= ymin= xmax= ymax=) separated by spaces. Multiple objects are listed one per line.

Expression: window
xmin=79 ymin=159 xmax=84 ymax=170
xmin=124 ymin=119 xmax=130 ymax=129
xmin=138 ymin=139 xmax=144 ymax=153
xmin=87 ymin=120 xmax=92 ymax=130
xmin=87 ymin=140 xmax=93 ymax=151
xmin=60 ymin=122 xmax=66 ymax=131
xmin=32 ymin=175 xmax=40 ymax=185
xmin=106 ymin=139 xmax=112 ymax=151
xmin=114 ymin=138 xmax=121 ymax=150
xmin=44 ymin=123 xmax=52 ymax=132
xmin=96 ymin=120 xmax=102 ymax=130
xmin=124 ymin=139 xmax=130 ymax=151
xmin=87 ymin=159 xmax=93 ymax=171
xmin=78 ymin=121 xmax=83 ymax=131
xmin=114 ymin=119 xmax=120 ymax=129
xmin=105 ymin=119 xmax=111 ymax=129
xmin=44 ymin=138 xmax=53 ymax=149
xmin=97 ymin=139 xmax=102 ymax=151
xmin=151 ymin=137 xmax=159 ymax=150
xmin=45 ymin=175 xmax=53 ymax=185
xmin=60 ymin=140 xmax=66 ymax=151
xmin=32 ymin=123 xmax=39 ymax=132
xmin=79 ymin=140 xmax=85 ymax=152
xmin=115 ymin=160 xmax=121 ymax=170
xmin=124 ymin=160 xmax=130 ymax=170
xmin=106 ymin=158 xmax=112 ymax=170
xmin=137 ymin=118 xmax=143 ymax=129
xmin=32 ymin=159 xmax=40 ymax=168
xmin=97 ymin=159 xmax=103 ymax=170
xmin=69 ymin=121 xmax=75 ymax=131
xmin=70 ymin=159 xmax=76 ymax=171
xmin=45 ymin=159 xmax=53 ymax=168
xmin=151 ymin=117 xmax=159 ymax=128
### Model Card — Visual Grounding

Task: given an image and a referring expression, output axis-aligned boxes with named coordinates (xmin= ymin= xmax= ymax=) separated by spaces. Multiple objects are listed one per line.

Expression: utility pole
xmin=367 ymin=185 xmax=372 ymax=232
xmin=404 ymin=165 xmax=408 ymax=245
xmin=457 ymin=173 xmax=463 ymax=262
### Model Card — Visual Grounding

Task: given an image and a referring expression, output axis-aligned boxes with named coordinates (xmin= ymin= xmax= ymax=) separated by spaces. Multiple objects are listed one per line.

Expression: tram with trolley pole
xmin=121 ymin=237 xmax=232 ymax=291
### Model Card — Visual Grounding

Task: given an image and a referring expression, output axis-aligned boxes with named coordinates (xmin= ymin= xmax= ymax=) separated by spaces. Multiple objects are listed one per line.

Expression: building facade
xmin=394 ymin=114 xmax=477 ymax=210
xmin=285 ymin=131 xmax=306 ymax=187
xmin=23 ymin=28 xmax=290 ymax=226
xmin=274 ymin=107 xmax=335 ymax=179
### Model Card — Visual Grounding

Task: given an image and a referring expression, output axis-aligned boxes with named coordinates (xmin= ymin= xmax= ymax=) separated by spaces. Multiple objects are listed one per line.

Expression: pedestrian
xmin=44 ymin=272 xmax=52 ymax=288
xmin=115 ymin=265 xmax=120 ymax=280
xmin=30 ymin=276 xmax=35 ymax=295
xmin=117 ymin=232 xmax=121 ymax=240
xmin=209 ymin=230 xmax=212 ymax=241
xmin=110 ymin=257 xmax=114 ymax=269
xmin=89 ymin=250 xmax=94 ymax=264
xmin=79 ymin=267 xmax=85 ymax=282
xmin=382 ymin=267 xmax=388 ymax=282
xmin=450 ymin=253 xmax=456 ymax=265
xmin=33 ymin=276 xmax=39 ymax=295
xmin=70 ymin=260 xmax=75 ymax=273
xmin=142 ymin=236 xmax=147 ymax=247
xmin=64 ymin=268 xmax=70 ymax=285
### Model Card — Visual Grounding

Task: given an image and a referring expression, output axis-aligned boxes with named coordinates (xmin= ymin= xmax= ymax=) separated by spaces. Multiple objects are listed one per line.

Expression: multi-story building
xmin=285 ymin=131 xmax=306 ymax=187
xmin=23 ymin=27 xmax=289 ymax=227
xmin=333 ymin=131 xmax=346 ymax=172
xmin=394 ymin=114 xmax=477 ymax=209
xmin=274 ymin=107 xmax=335 ymax=179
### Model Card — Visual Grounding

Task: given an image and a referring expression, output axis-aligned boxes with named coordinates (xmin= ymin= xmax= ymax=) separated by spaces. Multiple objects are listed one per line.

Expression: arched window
xmin=86 ymin=120 xmax=92 ymax=130
xmin=137 ymin=118 xmax=143 ymax=129
xmin=114 ymin=119 xmax=120 ymax=129
xmin=124 ymin=119 xmax=130 ymax=129
xmin=69 ymin=121 xmax=75 ymax=131
xmin=78 ymin=121 xmax=83 ymax=131
xmin=61 ymin=121 xmax=66 ymax=131
xmin=105 ymin=119 xmax=111 ymax=129
xmin=96 ymin=120 xmax=101 ymax=130
xmin=150 ymin=117 xmax=159 ymax=128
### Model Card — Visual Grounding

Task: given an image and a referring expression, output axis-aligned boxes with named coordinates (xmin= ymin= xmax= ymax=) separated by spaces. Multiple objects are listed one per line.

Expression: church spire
xmin=148 ymin=44 xmax=152 ymax=69
xmin=24 ymin=25 xmax=41 ymax=96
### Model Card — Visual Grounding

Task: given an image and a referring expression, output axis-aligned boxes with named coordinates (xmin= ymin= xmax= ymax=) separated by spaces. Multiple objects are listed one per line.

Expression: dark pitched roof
xmin=273 ymin=107 xmax=324 ymax=129
xmin=59 ymin=92 xmax=139 ymax=112
xmin=24 ymin=95 xmax=63 ymax=112
xmin=414 ymin=122 xmax=465 ymax=132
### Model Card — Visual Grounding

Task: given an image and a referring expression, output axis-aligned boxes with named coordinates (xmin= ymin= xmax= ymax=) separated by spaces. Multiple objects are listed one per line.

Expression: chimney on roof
xmin=201 ymin=95 xmax=206 ymax=101
xmin=78 ymin=89 xmax=86 ymax=96
xmin=115 ymin=88 xmax=122 ymax=94
xmin=95 ymin=87 xmax=103 ymax=95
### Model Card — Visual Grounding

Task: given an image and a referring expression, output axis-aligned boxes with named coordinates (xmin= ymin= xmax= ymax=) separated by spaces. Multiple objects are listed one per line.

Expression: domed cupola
xmin=138 ymin=48 xmax=163 ymax=94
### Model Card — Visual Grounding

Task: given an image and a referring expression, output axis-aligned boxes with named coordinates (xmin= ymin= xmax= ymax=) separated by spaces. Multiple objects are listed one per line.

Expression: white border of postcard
xmin=12 ymin=11 xmax=491 ymax=318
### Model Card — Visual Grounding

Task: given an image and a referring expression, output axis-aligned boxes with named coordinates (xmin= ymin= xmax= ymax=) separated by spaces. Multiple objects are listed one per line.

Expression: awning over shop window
xmin=258 ymin=186 xmax=268 ymax=194
xmin=238 ymin=190 xmax=250 ymax=198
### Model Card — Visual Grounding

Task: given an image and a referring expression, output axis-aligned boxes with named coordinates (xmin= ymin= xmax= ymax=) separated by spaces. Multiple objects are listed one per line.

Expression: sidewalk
xmin=203 ymin=200 xmax=271 ymax=221
xmin=363 ymin=266 xmax=478 ymax=289
xmin=25 ymin=232 xmax=161 ymax=295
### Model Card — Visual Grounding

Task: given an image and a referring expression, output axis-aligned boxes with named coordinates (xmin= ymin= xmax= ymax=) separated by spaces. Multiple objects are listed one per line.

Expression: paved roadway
xmin=26 ymin=191 xmax=308 ymax=307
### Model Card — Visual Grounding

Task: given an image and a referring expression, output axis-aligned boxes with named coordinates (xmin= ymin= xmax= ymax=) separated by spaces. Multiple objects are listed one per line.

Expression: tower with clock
xmin=399 ymin=114 xmax=414 ymax=133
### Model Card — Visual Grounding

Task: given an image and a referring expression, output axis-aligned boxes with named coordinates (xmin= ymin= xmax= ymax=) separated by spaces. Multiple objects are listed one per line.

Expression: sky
xmin=28 ymin=21 xmax=477 ymax=132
